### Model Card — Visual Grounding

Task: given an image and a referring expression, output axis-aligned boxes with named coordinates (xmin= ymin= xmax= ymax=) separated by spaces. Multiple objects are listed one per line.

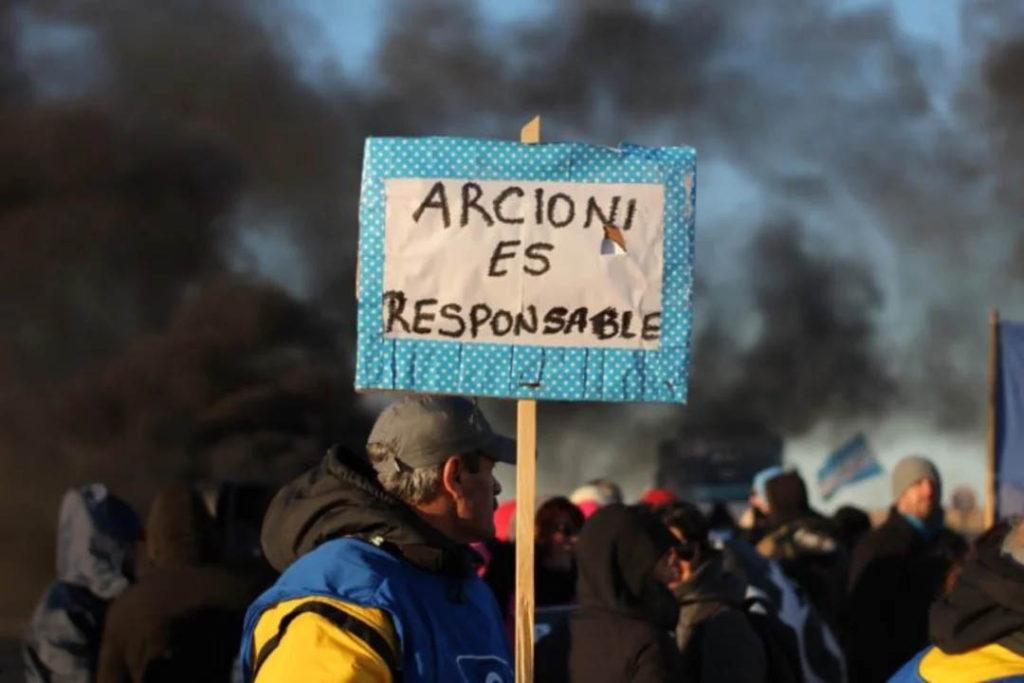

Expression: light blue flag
xmin=817 ymin=434 xmax=883 ymax=501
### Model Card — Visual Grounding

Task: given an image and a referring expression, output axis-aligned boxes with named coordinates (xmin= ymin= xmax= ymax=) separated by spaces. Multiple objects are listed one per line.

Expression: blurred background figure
xmin=639 ymin=488 xmax=677 ymax=508
xmin=660 ymin=502 xmax=771 ymax=683
xmin=493 ymin=500 xmax=517 ymax=543
xmin=96 ymin=484 xmax=263 ymax=683
xmin=738 ymin=466 xmax=783 ymax=545
xmin=846 ymin=455 xmax=967 ymax=683
xmin=535 ymin=497 xmax=584 ymax=607
xmin=755 ymin=469 xmax=848 ymax=629
xmin=831 ymin=505 xmax=872 ymax=553
xmin=570 ymin=479 xmax=623 ymax=519
xmin=24 ymin=485 xmax=141 ymax=683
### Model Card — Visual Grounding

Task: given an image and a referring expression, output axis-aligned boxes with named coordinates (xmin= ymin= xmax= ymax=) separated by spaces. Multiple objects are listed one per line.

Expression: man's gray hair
xmin=366 ymin=442 xmax=443 ymax=505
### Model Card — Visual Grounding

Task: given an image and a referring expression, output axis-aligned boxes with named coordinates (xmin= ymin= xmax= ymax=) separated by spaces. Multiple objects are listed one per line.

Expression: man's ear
xmin=441 ymin=455 xmax=464 ymax=499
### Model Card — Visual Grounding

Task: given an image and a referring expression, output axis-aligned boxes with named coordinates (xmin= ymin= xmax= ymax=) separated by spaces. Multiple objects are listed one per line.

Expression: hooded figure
xmin=24 ymin=484 xmax=141 ymax=683
xmin=96 ymin=485 xmax=262 ymax=683
xmin=566 ymin=504 xmax=681 ymax=683
xmin=889 ymin=520 xmax=1024 ymax=681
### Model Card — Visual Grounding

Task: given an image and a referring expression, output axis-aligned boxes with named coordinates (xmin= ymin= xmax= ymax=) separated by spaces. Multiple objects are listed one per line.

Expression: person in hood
xmin=755 ymin=469 xmax=848 ymax=629
xmin=566 ymin=504 xmax=682 ymax=682
xmin=661 ymin=502 xmax=767 ymax=683
xmin=239 ymin=395 xmax=515 ymax=683
xmin=846 ymin=455 xmax=966 ymax=683
xmin=24 ymin=484 xmax=142 ymax=683
xmin=96 ymin=484 xmax=262 ymax=683
xmin=889 ymin=519 xmax=1024 ymax=682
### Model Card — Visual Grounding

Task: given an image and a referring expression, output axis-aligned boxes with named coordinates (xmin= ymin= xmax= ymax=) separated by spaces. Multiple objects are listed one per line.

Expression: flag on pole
xmin=996 ymin=321 xmax=1024 ymax=516
xmin=817 ymin=434 xmax=883 ymax=501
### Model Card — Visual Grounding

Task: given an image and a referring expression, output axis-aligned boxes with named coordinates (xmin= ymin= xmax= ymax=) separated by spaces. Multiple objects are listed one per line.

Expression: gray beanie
xmin=892 ymin=455 xmax=940 ymax=502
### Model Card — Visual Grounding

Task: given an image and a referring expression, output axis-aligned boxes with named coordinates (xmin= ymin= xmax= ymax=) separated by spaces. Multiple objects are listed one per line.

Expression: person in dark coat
xmin=24 ymin=484 xmax=141 ymax=683
xmin=831 ymin=505 xmax=872 ymax=553
xmin=755 ymin=469 xmax=848 ymax=629
xmin=96 ymin=485 xmax=261 ymax=683
xmin=566 ymin=504 xmax=681 ymax=683
xmin=661 ymin=502 xmax=767 ymax=683
xmin=845 ymin=455 xmax=966 ymax=683
xmin=889 ymin=519 xmax=1024 ymax=681
xmin=535 ymin=496 xmax=584 ymax=607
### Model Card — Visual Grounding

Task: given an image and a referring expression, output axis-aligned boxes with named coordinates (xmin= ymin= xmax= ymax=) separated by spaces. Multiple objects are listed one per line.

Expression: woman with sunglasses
xmin=661 ymin=502 xmax=771 ymax=683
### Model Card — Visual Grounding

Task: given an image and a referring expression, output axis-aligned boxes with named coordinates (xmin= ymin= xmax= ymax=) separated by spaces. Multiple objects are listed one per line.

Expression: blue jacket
xmin=240 ymin=537 xmax=512 ymax=682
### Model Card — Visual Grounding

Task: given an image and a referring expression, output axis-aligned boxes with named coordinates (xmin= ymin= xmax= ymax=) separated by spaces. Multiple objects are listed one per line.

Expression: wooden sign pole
xmin=985 ymin=308 xmax=1000 ymax=528
xmin=515 ymin=115 xmax=541 ymax=683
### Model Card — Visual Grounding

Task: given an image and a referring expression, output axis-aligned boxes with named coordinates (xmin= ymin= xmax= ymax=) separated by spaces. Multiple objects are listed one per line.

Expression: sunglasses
xmin=675 ymin=540 xmax=697 ymax=562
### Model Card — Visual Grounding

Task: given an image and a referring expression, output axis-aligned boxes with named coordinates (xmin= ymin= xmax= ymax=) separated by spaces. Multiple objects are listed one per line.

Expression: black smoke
xmin=3 ymin=0 xmax=1024 ymax=623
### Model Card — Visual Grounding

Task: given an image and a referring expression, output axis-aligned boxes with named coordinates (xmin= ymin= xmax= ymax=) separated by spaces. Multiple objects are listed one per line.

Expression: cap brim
xmin=483 ymin=434 xmax=517 ymax=465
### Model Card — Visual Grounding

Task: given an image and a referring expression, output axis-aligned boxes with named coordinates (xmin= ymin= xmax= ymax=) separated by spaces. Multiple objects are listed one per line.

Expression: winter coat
xmin=889 ymin=525 xmax=1024 ymax=682
xmin=239 ymin=446 xmax=511 ymax=683
xmin=674 ymin=553 xmax=766 ymax=683
xmin=24 ymin=485 xmax=141 ymax=683
xmin=566 ymin=504 xmax=681 ymax=683
xmin=721 ymin=536 xmax=847 ymax=683
xmin=96 ymin=485 xmax=262 ymax=683
xmin=846 ymin=507 xmax=966 ymax=683
xmin=757 ymin=471 xmax=849 ymax=629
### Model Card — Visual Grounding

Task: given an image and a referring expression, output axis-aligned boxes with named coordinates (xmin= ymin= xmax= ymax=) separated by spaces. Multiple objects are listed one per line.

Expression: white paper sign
xmin=381 ymin=178 xmax=664 ymax=349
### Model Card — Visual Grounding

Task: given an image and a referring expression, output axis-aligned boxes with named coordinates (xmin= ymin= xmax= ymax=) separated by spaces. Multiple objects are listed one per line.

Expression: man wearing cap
xmin=239 ymin=395 xmax=516 ymax=683
xmin=845 ymin=455 xmax=966 ymax=683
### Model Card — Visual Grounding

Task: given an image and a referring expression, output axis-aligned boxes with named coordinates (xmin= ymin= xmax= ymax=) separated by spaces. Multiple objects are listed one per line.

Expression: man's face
xmin=452 ymin=455 xmax=501 ymax=542
xmin=900 ymin=477 xmax=938 ymax=521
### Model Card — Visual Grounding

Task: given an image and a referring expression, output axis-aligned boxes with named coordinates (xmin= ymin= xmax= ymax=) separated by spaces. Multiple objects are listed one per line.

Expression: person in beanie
xmin=239 ymin=396 xmax=515 ymax=683
xmin=564 ymin=504 xmax=682 ymax=683
xmin=889 ymin=519 xmax=1024 ymax=682
xmin=845 ymin=455 xmax=966 ymax=683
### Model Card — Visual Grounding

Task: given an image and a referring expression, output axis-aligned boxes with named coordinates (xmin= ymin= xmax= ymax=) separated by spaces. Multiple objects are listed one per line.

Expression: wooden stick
xmin=985 ymin=309 xmax=1000 ymax=528
xmin=515 ymin=114 xmax=540 ymax=683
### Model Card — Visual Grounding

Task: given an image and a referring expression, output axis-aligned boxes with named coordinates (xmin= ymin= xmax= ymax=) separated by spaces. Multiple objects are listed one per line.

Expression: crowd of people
xmin=20 ymin=394 xmax=1024 ymax=682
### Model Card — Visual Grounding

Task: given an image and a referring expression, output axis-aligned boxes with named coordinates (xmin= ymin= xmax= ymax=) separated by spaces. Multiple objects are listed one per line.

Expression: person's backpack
xmin=740 ymin=596 xmax=805 ymax=683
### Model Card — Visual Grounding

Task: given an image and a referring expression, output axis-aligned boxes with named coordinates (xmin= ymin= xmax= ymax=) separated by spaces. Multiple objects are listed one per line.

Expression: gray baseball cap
xmin=367 ymin=395 xmax=516 ymax=469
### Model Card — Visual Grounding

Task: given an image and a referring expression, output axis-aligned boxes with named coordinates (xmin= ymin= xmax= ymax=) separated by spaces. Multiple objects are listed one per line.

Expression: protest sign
xmin=355 ymin=136 xmax=696 ymax=402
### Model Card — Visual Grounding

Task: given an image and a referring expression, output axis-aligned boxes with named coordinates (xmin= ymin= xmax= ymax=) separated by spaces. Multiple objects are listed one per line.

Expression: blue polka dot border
xmin=355 ymin=137 xmax=696 ymax=403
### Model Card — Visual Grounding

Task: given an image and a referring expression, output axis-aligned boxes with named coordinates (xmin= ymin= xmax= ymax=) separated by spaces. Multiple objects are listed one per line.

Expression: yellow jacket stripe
xmin=917 ymin=643 xmax=1024 ymax=682
xmin=251 ymin=596 xmax=399 ymax=683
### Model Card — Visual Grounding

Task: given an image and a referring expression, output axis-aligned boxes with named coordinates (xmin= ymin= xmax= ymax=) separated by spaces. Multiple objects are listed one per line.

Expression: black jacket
xmin=845 ymin=507 xmax=965 ymax=683
xmin=674 ymin=554 xmax=766 ymax=683
xmin=567 ymin=505 xmax=680 ymax=683
xmin=96 ymin=486 xmax=262 ymax=683
xmin=930 ymin=524 xmax=1024 ymax=655
xmin=757 ymin=472 xmax=848 ymax=629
